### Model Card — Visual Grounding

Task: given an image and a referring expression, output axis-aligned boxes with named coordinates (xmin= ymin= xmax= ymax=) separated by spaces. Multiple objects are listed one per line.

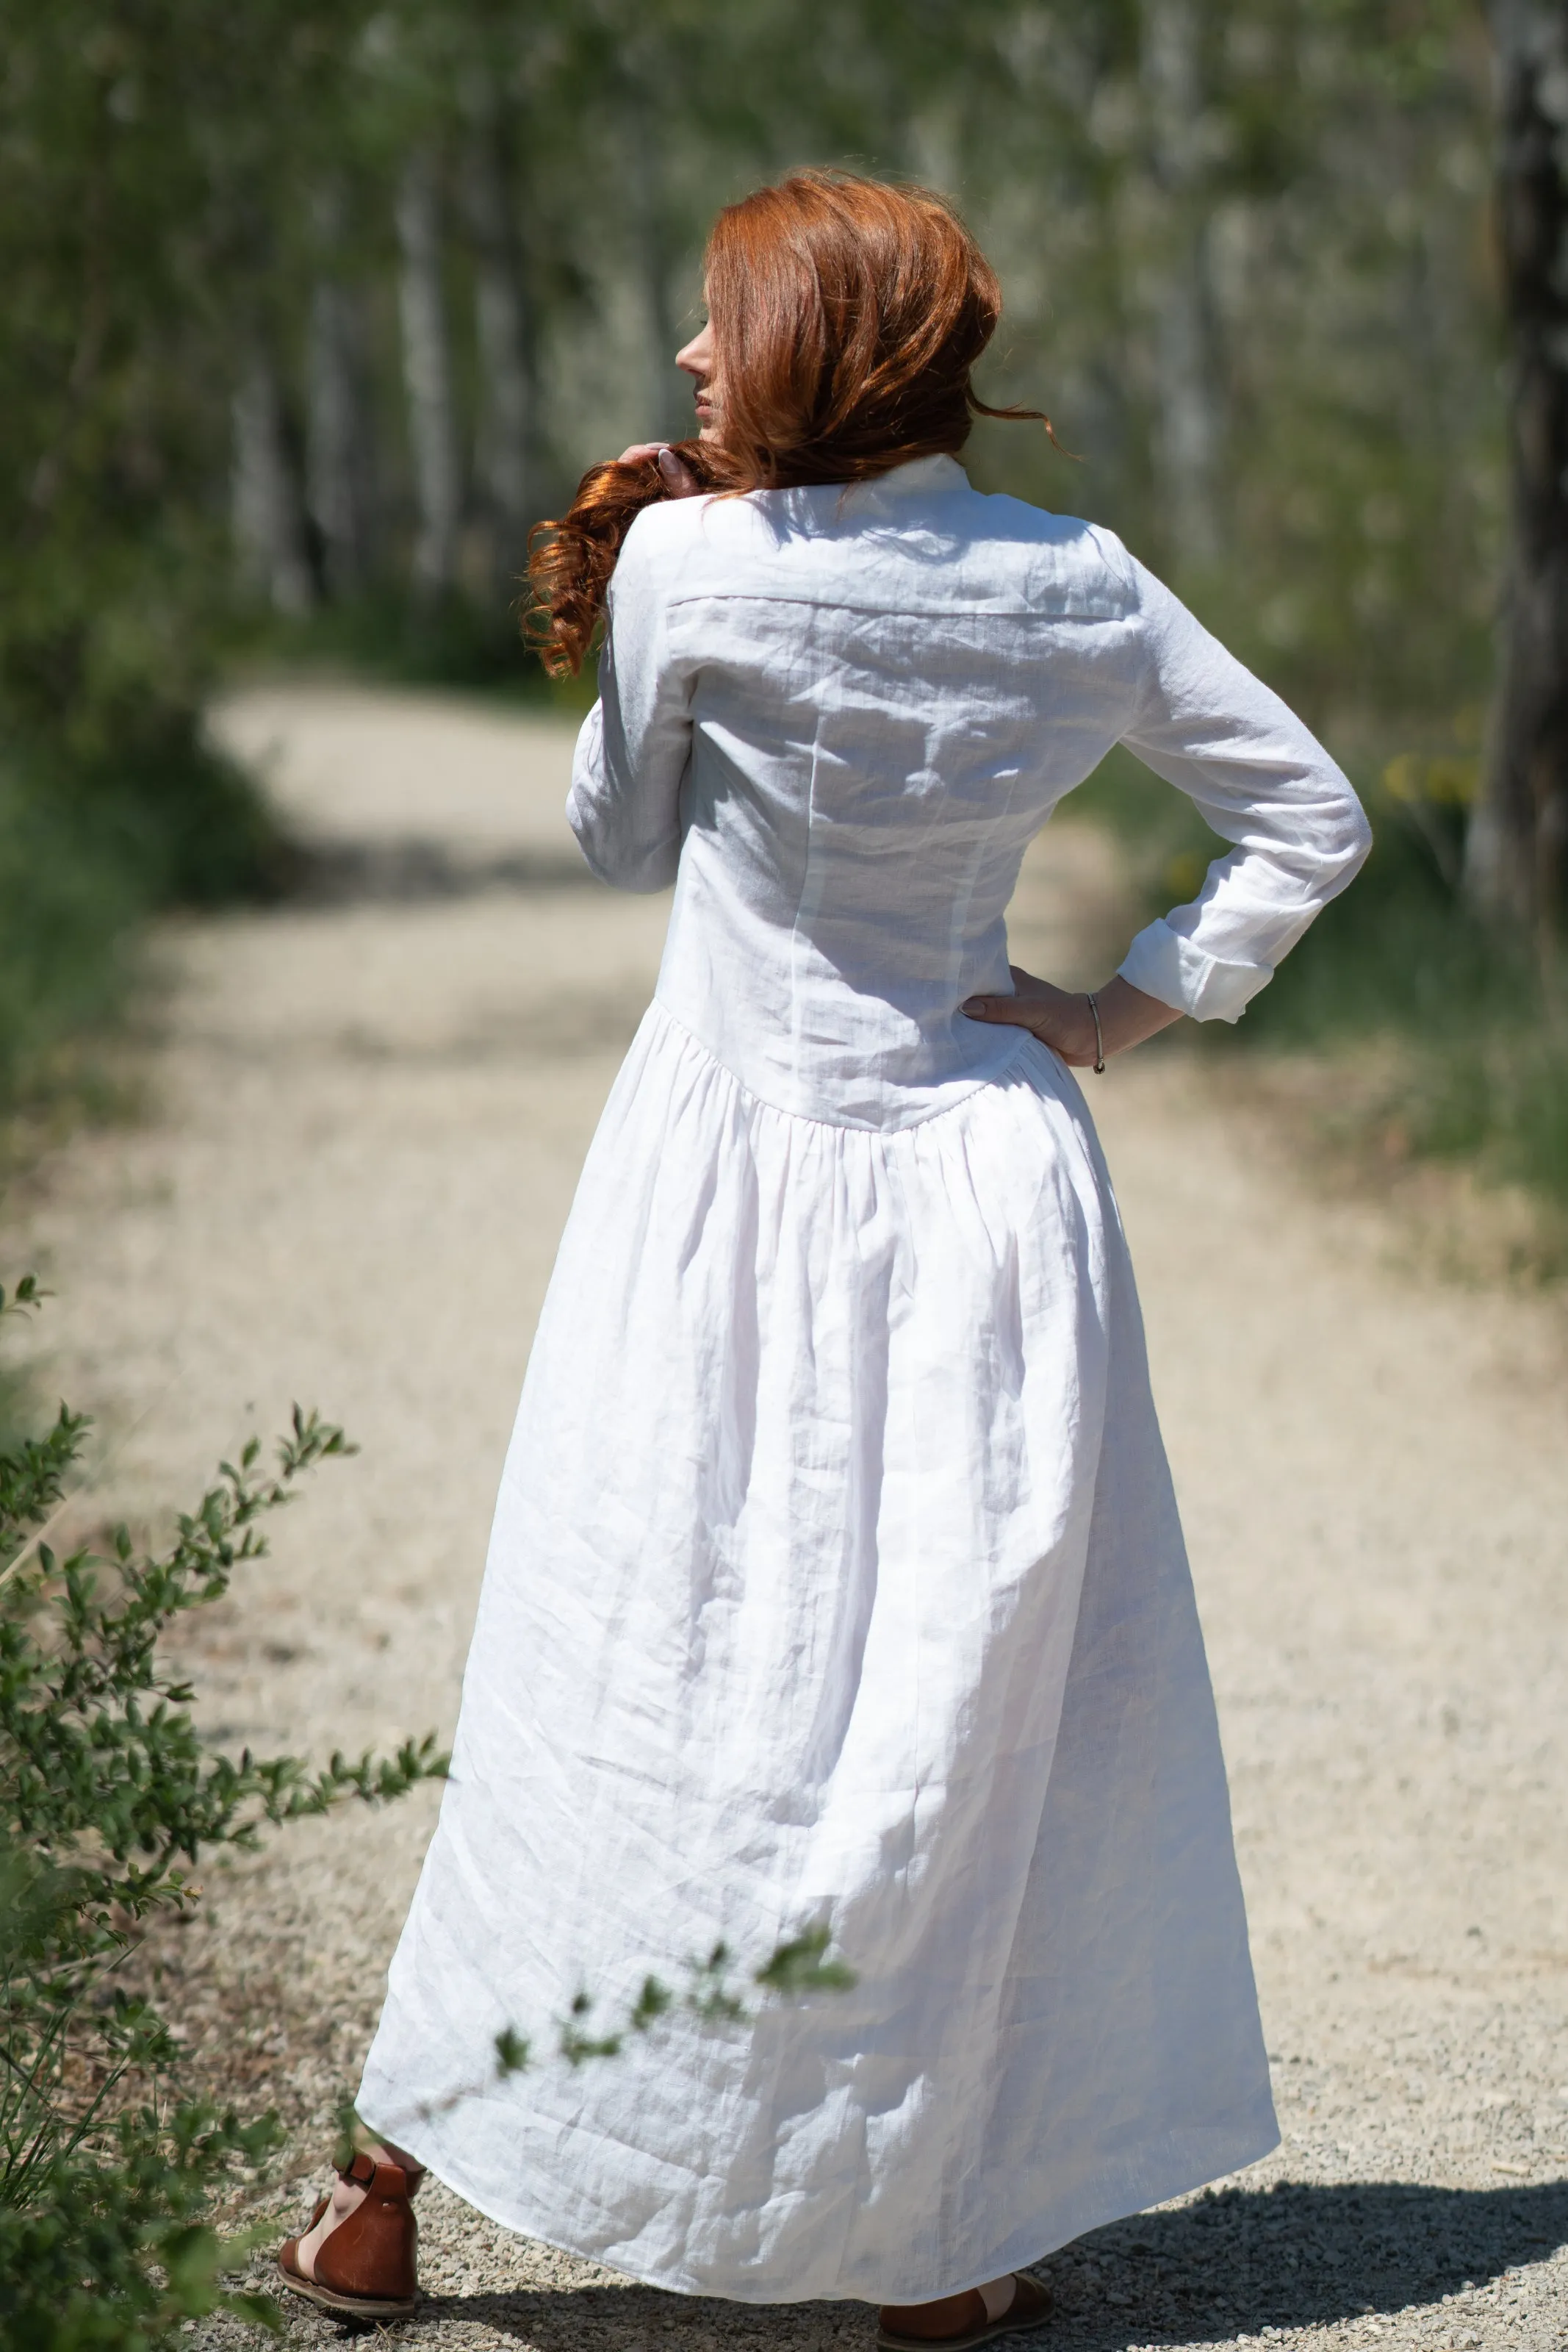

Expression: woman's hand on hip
xmin=616 ymin=442 xmax=703 ymax=496
xmin=961 ymin=969 xmax=1183 ymax=1064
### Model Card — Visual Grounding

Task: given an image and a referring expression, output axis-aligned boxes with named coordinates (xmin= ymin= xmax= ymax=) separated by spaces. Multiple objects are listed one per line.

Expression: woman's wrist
xmin=1091 ymin=975 xmax=1184 ymax=1058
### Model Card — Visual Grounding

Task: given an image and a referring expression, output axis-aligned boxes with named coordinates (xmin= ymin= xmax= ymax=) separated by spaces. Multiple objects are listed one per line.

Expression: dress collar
xmin=851 ymin=453 xmax=969 ymax=498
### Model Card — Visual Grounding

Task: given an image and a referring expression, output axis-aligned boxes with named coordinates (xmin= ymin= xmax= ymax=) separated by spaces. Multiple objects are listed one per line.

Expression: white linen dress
xmin=358 ymin=453 xmax=1370 ymax=2303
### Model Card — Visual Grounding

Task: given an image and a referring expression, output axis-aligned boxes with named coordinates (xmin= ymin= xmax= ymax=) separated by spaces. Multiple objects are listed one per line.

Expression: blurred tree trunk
xmin=308 ymin=188 xmax=378 ymax=602
xmin=306 ymin=186 xmax=375 ymax=598
xmin=460 ymin=71 xmax=533 ymax=598
xmin=619 ymin=51 xmax=690 ymax=445
xmin=633 ymin=132 xmax=686 ymax=442
xmin=1467 ymin=2 xmax=1568 ymax=944
xmin=395 ymin=151 xmax=464 ymax=600
xmin=230 ymin=345 xmax=317 ymax=615
xmin=1140 ymin=0 xmax=1221 ymax=563
xmin=307 ymin=277 xmax=372 ymax=593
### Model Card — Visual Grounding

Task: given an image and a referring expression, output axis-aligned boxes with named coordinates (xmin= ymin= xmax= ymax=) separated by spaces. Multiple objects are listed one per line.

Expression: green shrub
xmin=0 ymin=767 xmax=143 ymax=1126
xmin=1237 ymin=775 xmax=1568 ymax=1213
xmin=0 ymin=1276 xmax=447 ymax=2348
xmin=0 ymin=1266 xmax=858 ymax=2347
xmin=0 ymin=723 xmax=292 ymax=1141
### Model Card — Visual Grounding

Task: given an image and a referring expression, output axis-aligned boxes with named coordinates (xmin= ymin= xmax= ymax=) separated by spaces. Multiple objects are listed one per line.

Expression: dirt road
xmin=10 ymin=684 xmax=1567 ymax=2350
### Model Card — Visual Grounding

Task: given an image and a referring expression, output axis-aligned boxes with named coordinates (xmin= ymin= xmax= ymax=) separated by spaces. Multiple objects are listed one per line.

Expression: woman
xmin=280 ymin=172 xmax=1369 ymax=2337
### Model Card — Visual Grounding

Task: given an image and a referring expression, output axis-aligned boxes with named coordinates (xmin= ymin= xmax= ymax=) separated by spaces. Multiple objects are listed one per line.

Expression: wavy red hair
xmin=527 ymin=171 xmax=1048 ymax=677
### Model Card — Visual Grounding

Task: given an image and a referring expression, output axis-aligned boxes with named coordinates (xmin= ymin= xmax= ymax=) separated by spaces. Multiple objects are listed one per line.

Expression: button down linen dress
xmin=358 ymin=454 xmax=1371 ymax=2303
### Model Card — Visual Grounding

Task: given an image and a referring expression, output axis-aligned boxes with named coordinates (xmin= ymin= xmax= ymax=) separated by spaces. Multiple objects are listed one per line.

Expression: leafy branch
xmin=0 ymin=1279 xmax=447 ymax=2345
xmin=375 ymin=1923 xmax=860 ymax=2149
xmin=545 ymin=1926 xmax=857 ymax=2069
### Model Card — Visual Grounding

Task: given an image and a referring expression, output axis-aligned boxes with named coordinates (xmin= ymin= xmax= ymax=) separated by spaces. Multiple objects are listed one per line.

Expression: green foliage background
xmin=0 ymin=2 xmax=1549 ymax=1189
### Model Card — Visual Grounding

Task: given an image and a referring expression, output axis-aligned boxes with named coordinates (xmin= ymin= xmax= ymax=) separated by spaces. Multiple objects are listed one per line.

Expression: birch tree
xmin=1467 ymin=0 xmax=1568 ymax=945
xmin=306 ymin=185 xmax=376 ymax=596
xmin=396 ymin=148 xmax=464 ymax=598
xmin=231 ymin=345 xmax=317 ymax=615
xmin=606 ymin=18 xmax=697 ymax=446
xmin=461 ymin=68 xmax=534 ymax=595
xmin=1139 ymin=0 xmax=1223 ymax=562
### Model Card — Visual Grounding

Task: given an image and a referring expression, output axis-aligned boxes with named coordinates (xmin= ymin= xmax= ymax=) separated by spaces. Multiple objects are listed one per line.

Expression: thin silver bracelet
xmin=1085 ymin=991 xmax=1106 ymax=1074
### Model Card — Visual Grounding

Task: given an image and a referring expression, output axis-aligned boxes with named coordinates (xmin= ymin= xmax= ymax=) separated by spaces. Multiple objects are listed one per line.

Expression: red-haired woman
xmin=281 ymin=173 xmax=1368 ymax=2336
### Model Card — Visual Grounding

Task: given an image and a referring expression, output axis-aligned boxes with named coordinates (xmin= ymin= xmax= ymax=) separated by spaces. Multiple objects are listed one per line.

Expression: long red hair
xmin=527 ymin=171 xmax=1047 ymax=676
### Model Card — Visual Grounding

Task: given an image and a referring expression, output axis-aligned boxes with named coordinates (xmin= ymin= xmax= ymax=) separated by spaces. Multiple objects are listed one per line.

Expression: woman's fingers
xmin=656 ymin=446 xmax=702 ymax=496
xmin=613 ymin=442 xmax=703 ymax=498
xmin=962 ymin=971 xmax=1182 ymax=1064
xmin=961 ymin=967 xmax=1060 ymax=1029
xmin=960 ymin=994 xmax=1037 ymax=1028
xmin=961 ymin=975 xmax=1101 ymax=1064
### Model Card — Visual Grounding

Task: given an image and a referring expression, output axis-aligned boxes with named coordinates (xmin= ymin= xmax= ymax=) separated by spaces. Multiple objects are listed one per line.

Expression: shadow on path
xmin=400 ymin=2181 xmax=1568 ymax=2347
xmin=292 ymin=839 xmax=602 ymax=905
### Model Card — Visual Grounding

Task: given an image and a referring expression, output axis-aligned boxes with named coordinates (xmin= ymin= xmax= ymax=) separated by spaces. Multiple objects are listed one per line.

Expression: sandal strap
xmin=338 ymin=2145 xmax=422 ymax=2197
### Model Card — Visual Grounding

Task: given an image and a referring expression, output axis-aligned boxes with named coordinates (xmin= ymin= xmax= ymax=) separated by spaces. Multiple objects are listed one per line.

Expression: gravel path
xmin=10 ymin=683 xmax=1567 ymax=2351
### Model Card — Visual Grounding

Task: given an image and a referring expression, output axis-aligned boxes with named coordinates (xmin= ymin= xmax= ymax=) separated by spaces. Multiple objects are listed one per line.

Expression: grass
xmin=0 ymin=731 xmax=291 ymax=1163
xmin=0 ymin=764 xmax=145 ymax=1144
xmin=1071 ymin=745 xmax=1568 ymax=1237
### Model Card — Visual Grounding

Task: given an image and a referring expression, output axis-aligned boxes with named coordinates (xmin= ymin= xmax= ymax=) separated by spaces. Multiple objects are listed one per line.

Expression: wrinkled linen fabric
xmin=359 ymin=456 xmax=1370 ymax=2303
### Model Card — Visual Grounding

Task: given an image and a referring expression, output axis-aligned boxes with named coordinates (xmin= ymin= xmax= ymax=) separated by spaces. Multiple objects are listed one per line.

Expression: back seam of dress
xmin=786 ymin=733 xmax=830 ymax=1107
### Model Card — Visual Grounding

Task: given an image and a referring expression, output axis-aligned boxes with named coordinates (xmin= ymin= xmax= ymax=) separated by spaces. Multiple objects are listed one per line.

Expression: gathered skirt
xmin=357 ymin=1000 xmax=1276 ymax=2303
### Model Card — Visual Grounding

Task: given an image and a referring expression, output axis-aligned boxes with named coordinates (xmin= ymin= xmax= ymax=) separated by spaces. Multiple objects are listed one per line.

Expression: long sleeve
xmin=566 ymin=508 xmax=698 ymax=893
xmin=1112 ymin=557 xmax=1372 ymax=1022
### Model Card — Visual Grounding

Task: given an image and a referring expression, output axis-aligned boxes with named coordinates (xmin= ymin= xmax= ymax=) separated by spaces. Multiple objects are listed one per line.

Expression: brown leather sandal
xmin=278 ymin=2148 xmax=419 ymax=2318
xmin=877 ymin=2271 xmax=1054 ymax=2351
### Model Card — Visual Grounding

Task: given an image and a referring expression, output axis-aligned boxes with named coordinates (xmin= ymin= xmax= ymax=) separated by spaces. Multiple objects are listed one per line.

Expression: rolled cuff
xmin=1117 ymin=917 xmax=1273 ymax=1025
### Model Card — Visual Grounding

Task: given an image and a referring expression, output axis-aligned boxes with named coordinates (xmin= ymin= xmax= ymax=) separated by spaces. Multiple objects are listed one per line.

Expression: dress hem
xmin=356 ymin=2099 xmax=1281 ymax=2307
